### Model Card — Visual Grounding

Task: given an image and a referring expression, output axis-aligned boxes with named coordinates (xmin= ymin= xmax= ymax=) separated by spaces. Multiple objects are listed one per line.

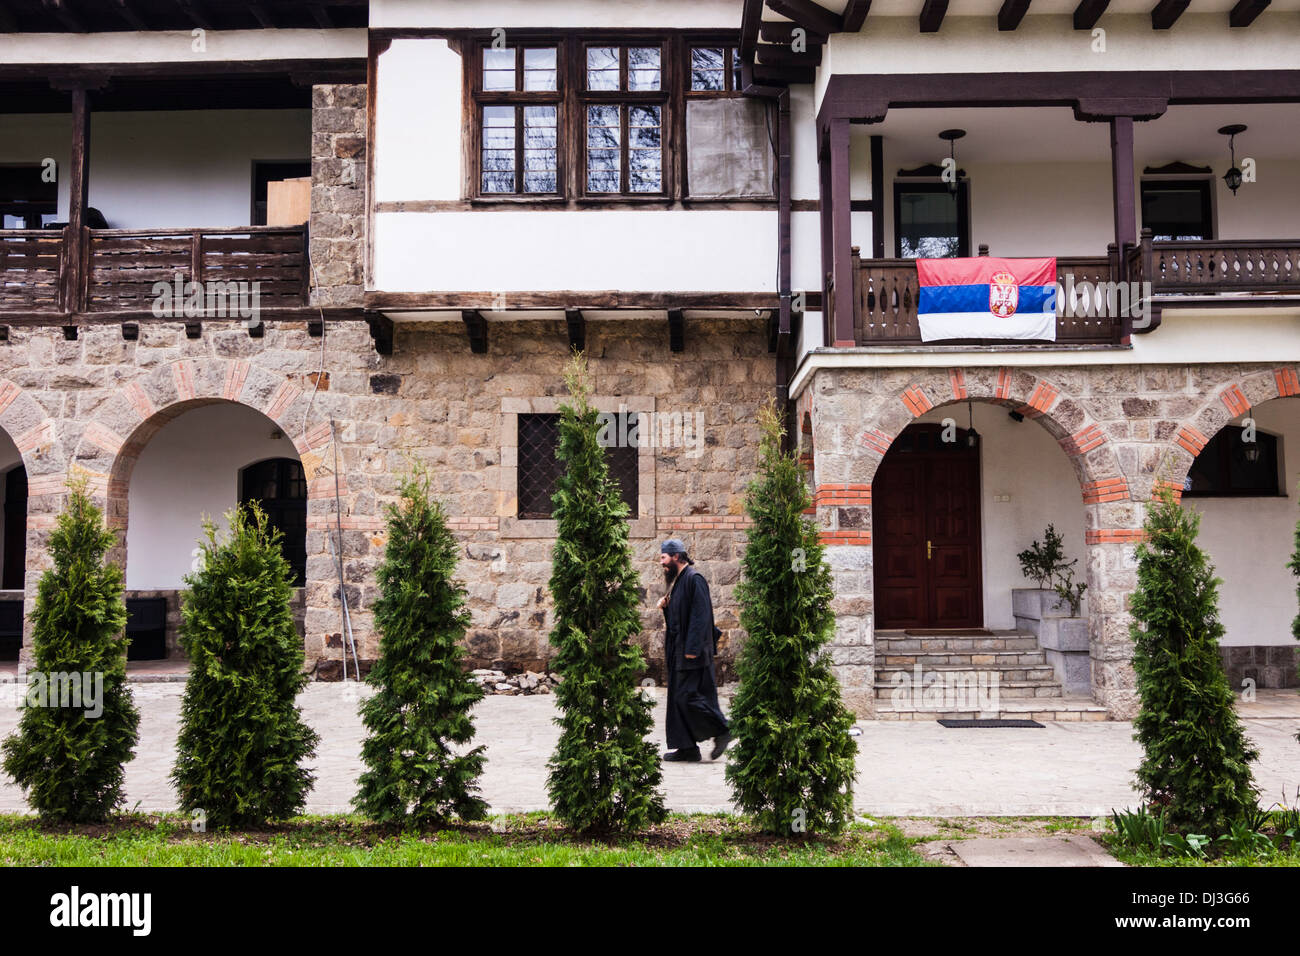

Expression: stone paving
xmin=0 ymin=683 xmax=1297 ymax=817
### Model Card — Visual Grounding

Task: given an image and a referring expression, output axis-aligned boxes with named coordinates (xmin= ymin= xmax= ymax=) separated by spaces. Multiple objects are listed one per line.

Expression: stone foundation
xmin=1219 ymin=645 xmax=1300 ymax=690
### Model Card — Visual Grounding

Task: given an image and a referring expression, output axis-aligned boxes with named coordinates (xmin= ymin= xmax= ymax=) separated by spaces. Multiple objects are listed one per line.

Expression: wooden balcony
xmin=834 ymin=239 xmax=1300 ymax=348
xmin=0 ymin=225 xmax=309 ymax=319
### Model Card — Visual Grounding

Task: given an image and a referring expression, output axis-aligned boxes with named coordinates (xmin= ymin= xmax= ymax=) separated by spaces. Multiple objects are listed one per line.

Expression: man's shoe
xmin=710 ymin=732 xmax=733 ymax=760
xmin=663 ymin=749 xmax=701 ymax=762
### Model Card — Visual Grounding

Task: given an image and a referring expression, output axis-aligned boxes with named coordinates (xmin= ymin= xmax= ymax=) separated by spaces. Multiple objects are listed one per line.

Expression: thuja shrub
xmin=1 ymin=477 xmax=139 ymax=823
xmin=171 ymin=503 xmax=319 ymax=827
xmin=1130 ymin=488 xmax=1259 ymax=835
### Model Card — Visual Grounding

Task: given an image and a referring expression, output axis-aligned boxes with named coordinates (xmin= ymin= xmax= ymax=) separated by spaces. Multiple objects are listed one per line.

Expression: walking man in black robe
xmin=657 ymin=539 xmax=731 ymax=762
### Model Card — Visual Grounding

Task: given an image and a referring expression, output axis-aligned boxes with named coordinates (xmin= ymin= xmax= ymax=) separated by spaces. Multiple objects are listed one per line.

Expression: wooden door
xmin=873 ymin=425 xmax=982 ymax=628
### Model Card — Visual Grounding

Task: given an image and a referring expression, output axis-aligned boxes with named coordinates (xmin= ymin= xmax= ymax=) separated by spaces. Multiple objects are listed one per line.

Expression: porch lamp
xmin=1218 ymin=124 xmax=1247 ymax=195
xmin=965 ymin=400 xmax=980 ymax=449
xmin=1242 ymin=412 xmax=1261 ymax=463
xmin=939 ymin=129 xmax=966 ymax=195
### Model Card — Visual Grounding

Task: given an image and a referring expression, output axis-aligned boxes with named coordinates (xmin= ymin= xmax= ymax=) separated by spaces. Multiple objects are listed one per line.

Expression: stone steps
xmin=877 ymin=662 xmax=1060 ymax=683
xmin=876 ymin=634 xmax=1043 ymax=654
xmin=873 ymin=696 xmax=1111 ymax=721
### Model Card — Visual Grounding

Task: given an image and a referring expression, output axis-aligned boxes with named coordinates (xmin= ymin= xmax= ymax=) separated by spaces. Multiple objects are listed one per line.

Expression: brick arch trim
xmin=0 ymin=378 xmax=69 ymax=527
xmin=852 ymin=366 xmax=1125 ymax=501
xmin=68 ymin=359 xmax=340 ymax=532
xmin=1163 ymin=364 xmax=1300 ymax=491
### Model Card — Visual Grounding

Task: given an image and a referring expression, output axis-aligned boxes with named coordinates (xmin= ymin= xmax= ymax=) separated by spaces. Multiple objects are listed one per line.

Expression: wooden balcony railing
xmin=0 ymin=230 xmax=64 ymax=312
xmin=1127 ymin=231 xmax=1300 ymax=295
xmin=0 ymin=225 xmax=308 ymax=317
xmin=86 ymin=226 xmax=309 ymax=313
xmin=851 ymin=250 xmax=1121 ymax=346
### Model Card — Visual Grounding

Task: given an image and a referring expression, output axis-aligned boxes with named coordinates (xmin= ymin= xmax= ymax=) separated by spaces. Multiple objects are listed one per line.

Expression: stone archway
xmin=69 ymin=359 xmax=348 ymax=670
xmin=806 ymin=365 xmax=1143 ymax=717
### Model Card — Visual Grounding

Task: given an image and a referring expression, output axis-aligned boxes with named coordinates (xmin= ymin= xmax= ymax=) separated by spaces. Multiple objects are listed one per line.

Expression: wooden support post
xmin=870 ymin=134 xmax=884 ymax=259
xmin=1109 ymin=115 xmax=1136 ymax=283
xmin=62 ymin=86 xmax=91 ymax=315
xmin=829 ymin=119 xmax=856 ymax=347
xmin=818 ymin=129 xmax=834 ymax=347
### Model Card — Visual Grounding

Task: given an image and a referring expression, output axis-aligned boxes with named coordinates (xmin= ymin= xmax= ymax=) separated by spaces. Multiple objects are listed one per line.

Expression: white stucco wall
xmin=372 ymin=0 xmax=740 ymax=29
xmin=1 ymin=110 xmax=311 ymax=229
xmin=125 ymin=403 xmax=301 ymax=590
xmin=910 ymin=402 xmax=1089 ymax=630
xmin=1195 ymin=399 xmax=1300 ymax=647
xmin=0 ymin=29 xmax=365 ymax=64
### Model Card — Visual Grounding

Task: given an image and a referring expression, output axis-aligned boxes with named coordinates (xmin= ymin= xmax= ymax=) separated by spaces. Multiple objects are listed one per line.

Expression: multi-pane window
xmin=688 ymin=46 xmax=742 ymax=93
xmin=477 ymin=46 xmax=560 ymax=195
xmin=517 ymin=413 xmax=638 ymax=519
xmin=582 ymin=44 xmax=665 ymax=195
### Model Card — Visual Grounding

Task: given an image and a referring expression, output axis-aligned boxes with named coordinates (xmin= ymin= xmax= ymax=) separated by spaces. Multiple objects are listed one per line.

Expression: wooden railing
xmin=0 ymin=225 xmax=308 ymax=316
xmin=1127 ymin=231 xmax=1300 ymax=295
xmin=86 ymin=226 xmax=309 ymax=313
xmin=852 ymin=250 xmax=1121 ymax=346
xmin=0 ymin=229 xmax=65 ymax=312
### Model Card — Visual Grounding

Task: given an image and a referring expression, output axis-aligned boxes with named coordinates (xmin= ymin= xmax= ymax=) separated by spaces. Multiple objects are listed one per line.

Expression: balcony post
xmin=829 ymin=118 xmax=855 ymax=347
xmin=61 ymin=86 xmax=92 ymax=315
xmin=1108 ymin=115 xmax=1136 ymax=286
xmin=818 ymin=128 xmax=833 ymax=347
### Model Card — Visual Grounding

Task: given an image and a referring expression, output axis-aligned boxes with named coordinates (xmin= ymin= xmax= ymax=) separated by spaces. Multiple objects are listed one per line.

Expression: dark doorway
xmin=239 ymin=458 xmax=307 ymax=587
xmin=3 ymin=465 xmax=27 ymax=591
xmin=251 ymin=160 xmax=312 ymax=226
xmin=873 ymin=423 xmax=983 ymax=628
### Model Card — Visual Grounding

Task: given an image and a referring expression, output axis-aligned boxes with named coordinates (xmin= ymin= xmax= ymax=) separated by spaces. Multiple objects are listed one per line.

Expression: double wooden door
xmin=873 ymin=424 xmax=983 ymax=629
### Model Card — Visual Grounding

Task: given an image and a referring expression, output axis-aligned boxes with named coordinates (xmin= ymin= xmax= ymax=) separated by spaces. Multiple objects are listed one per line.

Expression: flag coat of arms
xmin=915 ymin=256 xmax=1057 ymax=342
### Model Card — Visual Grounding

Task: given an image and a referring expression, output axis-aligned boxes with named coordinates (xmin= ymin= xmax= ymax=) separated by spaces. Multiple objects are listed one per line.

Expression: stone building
xmin=1 ymin=0 xmax=1298 ymax=720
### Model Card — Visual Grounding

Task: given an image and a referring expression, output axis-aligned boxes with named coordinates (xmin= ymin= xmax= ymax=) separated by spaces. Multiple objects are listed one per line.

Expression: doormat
xmin=938 ymin=719 xmax=1045 ymax=729
xmin=904 ymin=629 xmax=994 ymax=636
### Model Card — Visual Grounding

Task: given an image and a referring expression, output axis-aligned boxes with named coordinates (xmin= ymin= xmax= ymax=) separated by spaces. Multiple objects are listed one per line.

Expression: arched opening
xmin=871 ymin=400 xmax=1094 ymax=707
xmin=120 ymin=402 xmax=307 ymax=661
xmin=1182 ymin=396 xmax=1299 ymax=689
xmin=0 ymin=428 xmax=27 ymax=663
xmin=238 ymin=457 xmax=307 ymax=587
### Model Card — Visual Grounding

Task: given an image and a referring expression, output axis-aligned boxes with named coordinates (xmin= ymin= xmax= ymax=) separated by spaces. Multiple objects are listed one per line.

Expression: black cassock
xmin=662 ymin=565 xmax=728 ymax=751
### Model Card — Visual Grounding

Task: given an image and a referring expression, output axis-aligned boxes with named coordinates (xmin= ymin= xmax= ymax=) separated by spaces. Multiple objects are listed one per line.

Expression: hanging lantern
xmin=1218 ymin=124 xmax=1247 ymax=196
xmin=939 ymin=129 xmax=966 ymax=195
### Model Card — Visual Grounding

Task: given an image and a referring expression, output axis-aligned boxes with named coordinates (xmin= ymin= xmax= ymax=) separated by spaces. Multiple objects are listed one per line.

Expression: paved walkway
xmin=1 ymin=683 xmax=1297 ymax=817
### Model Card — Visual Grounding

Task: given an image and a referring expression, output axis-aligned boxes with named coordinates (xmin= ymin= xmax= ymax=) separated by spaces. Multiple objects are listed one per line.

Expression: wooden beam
xmin=752 ymin=63 xmax=817 ymax=86
xmin=565 ymin=309 xmax=585 ymax=353
xmin=364 ymin=291 xmax=780 ymax=311
xmin=310 ymin=4 xmax=333 ymax=28
xmin=741 ymin=0 xmax=764 ymax=59
xmin=43 ymin=0 xmax=87 ymax=32
xmin=755 ymin=44 xmax=822 ymax=67
xmin=462 ymin=310 xmax=487 ymax=354
xmin=1109 ymin=114 xmax=1136 ymax=340
xmin=765 ymin=0 xmax=843 ymax=38
xmin=759 ymin=21 xmax=827 ymax=45
xmin=870 ymin=134 xmax=884 ymax=259
xmin=920 ymin=0 xmax=949 ymax=33
xmin=121 ymin=322 xmax=139 ymax=341
xmin=1151 ymin=0 xmax=1190 ymax=29
xmin=843 ymin=0 xmax=872 ymax=32
xmin=998 ymin=0 xmax=1032 ymax=31
xmin=668 ymin=310 xmax=684 ymax=353
xmin=367 ymin=315 xmax=394 ymax=355
xmin=0 ymin=6 xmax=15 ymax=31
xmin=1229 ymin=0 xmax=1269 ymax=27
xmin=1073 ymin=0 xmax=1109 ymax=29
xmin=828 ymin=119 xmax=854 ymax=347
xmin=61 ymin=87 xmax=91 ymax=315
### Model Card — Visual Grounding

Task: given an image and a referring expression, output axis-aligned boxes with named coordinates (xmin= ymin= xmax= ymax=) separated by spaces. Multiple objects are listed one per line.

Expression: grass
xmin=0 ymin=812 xmax=938 ymax=867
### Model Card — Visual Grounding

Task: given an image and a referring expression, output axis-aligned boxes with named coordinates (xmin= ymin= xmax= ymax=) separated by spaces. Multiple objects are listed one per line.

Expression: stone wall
xmin=803 ymin=362 xmax=1300 ymax=718
xmin=1219 ymin=645 xmax=1300 ymax=690
xmin=0 ymin=317 xmax=774 ymax=682
xmin=310 ymin=84 xmax=366 ymax=309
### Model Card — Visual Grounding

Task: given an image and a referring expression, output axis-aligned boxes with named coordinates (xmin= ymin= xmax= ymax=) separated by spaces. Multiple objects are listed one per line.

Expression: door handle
xmin=927 ymin=540 xmax=932 ymax=560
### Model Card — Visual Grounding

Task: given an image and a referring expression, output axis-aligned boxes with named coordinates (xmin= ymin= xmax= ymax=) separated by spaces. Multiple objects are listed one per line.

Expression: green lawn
xmin=0 ymin=813 xmax=937 ymax=867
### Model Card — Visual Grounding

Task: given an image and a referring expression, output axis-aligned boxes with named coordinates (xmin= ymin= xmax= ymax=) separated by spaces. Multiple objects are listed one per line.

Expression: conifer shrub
xmin=545 ymin=353 xmax=665 ymax=834
xmin=353 ymin=467 xmax=488 ymax=825
xmin=725 ymin=402 xmax=858 ymax=835
xmin=171 ymin=503 xmax=319 ymax=827
xmin=1 ymin=476 xmax=139 ymax=823
xmin=1130 ymin=487 xmax=1259 ymax=835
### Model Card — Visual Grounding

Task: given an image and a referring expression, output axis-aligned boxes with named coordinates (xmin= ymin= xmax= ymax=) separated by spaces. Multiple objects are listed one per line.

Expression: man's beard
xmin=663 ymin=563 xmax=679 ymax=586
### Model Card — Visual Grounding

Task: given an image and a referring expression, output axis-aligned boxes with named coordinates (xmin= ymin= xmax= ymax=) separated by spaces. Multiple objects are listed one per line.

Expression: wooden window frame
xmin=684 ymin=43 xmax=743 ymax=97
xmin=471 ymin=42 xmax=564 ymax=198
xmin=464 ymin=30 xmax=746 ymax=206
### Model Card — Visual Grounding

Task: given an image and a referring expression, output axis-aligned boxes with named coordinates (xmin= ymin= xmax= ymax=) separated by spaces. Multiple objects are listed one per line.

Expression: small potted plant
xmin=1013 ymin=525 xmax=1090 ymax=693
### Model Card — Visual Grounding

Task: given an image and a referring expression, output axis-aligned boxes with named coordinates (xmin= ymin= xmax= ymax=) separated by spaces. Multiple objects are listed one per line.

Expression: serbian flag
xmin=916 ymin=257 xmax=1057 ymax=342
